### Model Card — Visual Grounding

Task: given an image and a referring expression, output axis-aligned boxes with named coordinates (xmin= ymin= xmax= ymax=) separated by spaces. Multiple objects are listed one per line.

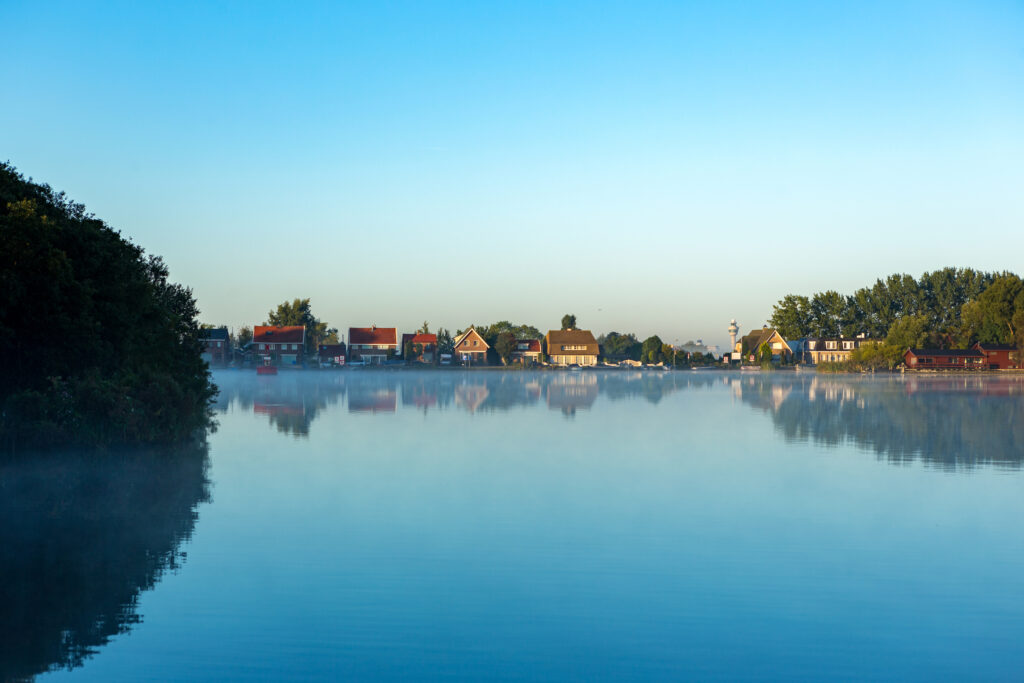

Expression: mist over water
xmin=8 ymin=370 xmax=1024 ymax=680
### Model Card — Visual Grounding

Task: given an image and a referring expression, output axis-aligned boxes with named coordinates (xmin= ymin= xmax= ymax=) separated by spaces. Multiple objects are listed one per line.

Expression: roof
xmin=546 ymin=329 xmax=599 ymax=354
xmin=973 ymin=343 xmax=1019 ymax=351
xmin=201 ymin=327 xmax=229 ymax=341
xmin=740 ymin=328 xmax=791 ymax=353
xmin=906 ymin=348 xmax=984 ymax=357
xmin=514 ymin=339 xmax=541 ymax=353
xmin=454 ymin=327 xmax=490 ymax=349
xmin=350 ymin=326 xmax=397 ymax=345
xmin=253 ymin=325 xmax=305 ymax=344
xmin=402 ymin=332 xmax=437 ymax=346
xmin=318 ymin=344 xmax=346 ymax=358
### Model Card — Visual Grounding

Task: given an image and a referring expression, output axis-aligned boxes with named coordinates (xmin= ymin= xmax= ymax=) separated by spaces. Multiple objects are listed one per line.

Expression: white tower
xmin=728 ymin=319 xmax=739 ymax=350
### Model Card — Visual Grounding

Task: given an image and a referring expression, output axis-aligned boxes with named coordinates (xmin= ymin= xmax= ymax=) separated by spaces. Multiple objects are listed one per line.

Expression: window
xmin=808 ymin=341 xmax=816 ymax=350
xmin=843 ymin=341 xmax=853 ymax=349
xmin=826 ymin=341 xmax=837 ymax=350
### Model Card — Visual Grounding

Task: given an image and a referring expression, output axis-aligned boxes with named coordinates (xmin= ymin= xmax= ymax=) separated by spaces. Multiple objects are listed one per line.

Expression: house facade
xmin=972 ymin=343 xmax=1022 ymax=370
xmin=253 ymin=325 xmax=306 ymax=366
xmin=511 ymin=339 xmax=542 ymax=364
xmin=805 ymin=337 xmax=863 ymax=364
xmin=318 ymin=344 xmax=346 ymax=366
xmin=545 ymin=329 xmax=599 ymax=366
xmin=454 ymin=328 xmax=489 ymax=365
xmin=401 ymin=332 xmax=437 ymax=363
xmin=349 ymin=326 xmax=397 ymax=364
xmin=904 ymin=348 xmax=988 ymax=370
xmin=200 ymin=327 xmax=230 ymax=366
xmin=735 ymin=328 xmax=792 ymax=363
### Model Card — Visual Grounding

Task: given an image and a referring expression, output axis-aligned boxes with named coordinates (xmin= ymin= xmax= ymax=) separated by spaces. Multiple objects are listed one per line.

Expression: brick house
xmin=735 ymin=327 xmax=792 ymax=363
xmin=511 ymin=339 xmax=542 ymax=364
xmin=401 ymin=332 xmax=437 ymax=363
xmin=200 ymin=327 xmax=230 ymax=367
xmin=904 ymin=348 xmax=988 ymax=370
xmin=454 ymin=327 xmax=489 ymax=365
xmin=348 ymin=326 xmax=398 ymax=364
xmin=253 ymin=325 xmax=306 ymax=366
xmin=318 ymin=344 xmax=347 ymax=366
xmin=971 ymin=343 xmax=1022 ymax=369
xmin=545 ymin=329 xmax=599 ymax=366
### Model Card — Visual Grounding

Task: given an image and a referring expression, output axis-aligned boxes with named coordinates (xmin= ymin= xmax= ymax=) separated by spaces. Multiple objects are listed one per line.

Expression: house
xmin=252 ymin=325 xmax=306 ymax=366
xmin=401 ymin=332 xmax=437 ymax=363
xmin=735 ymin=327 xmax=792 ymax=363
xmin=904 ymin=348 xmax=988 ymax=370
xmin=348 ymin=326 xmax=398 ymax=364
xmin=454 ymin=327 xmax=489 ymax=365
xmin=970 ymin=343 xmax=1021 ymax=370
xmin=200 ymin=327 xmax=230 ymax=366
xmin=805 ymin=337 xmax=863 ymax=364
xmin=511 ymin=339 xmax=542 ymax=364
xmin=545 ymin=329 xmax=599 ymax=366
xmin=318 ymin=344 xmax=346 ymax=366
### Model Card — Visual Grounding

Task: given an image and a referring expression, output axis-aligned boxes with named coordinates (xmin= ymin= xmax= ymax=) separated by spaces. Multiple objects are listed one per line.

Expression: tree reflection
xmin=0 ymin=440 xmax=210 ymax=681
xmin=736 ymin=375 xmax=1024 ymax=469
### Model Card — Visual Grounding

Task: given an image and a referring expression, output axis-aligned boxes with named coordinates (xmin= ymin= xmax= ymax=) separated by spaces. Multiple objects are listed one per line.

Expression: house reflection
xmin=546 ymin=374 xmax=599 ymax=416
xmin=214 ymin=372 xmax=347 ymax=436
xmin=0 ymin=441 xmax=210 ymax=681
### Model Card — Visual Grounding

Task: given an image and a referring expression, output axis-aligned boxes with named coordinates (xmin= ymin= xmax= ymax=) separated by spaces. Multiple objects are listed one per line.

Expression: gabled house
xmin=971 ymin=343 xmax=1021 ymax=370
xmin=253 ymin=325 xmax=306 ymax=366
xmin=904 ymin=348 xmax=988 ymax=370
xmin=200 ymin=327 xmax=230 ymax=367
xmin=511 ymin=339 xmax=542 ymax=364
xmin=349 ymin=326 xmax=397 ymax=365
xmin=545 ymin=329 xmax=599 ymax=366
xmin=735 ymin=327 xmax=792 ymax=363
xmin=805 ymin=337 xmax=862 ymax=364
xmin=454 ymin=327 xmax=489 ymax=365
xmin=401 ymin=332 xmax=437 ymax=363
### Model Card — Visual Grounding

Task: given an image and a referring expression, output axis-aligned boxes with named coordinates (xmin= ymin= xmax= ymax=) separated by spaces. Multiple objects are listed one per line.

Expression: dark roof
xmin=907 ymin=349 xmax=984 ymax=357
xmin=253 ymin=325 xmax=305 ymax=344
xmin=350 ymin=326 xmax=397 ymax=345
xmin=318 ymin=344 xmax=346 ymax=358
xmin=201 ymin=327 xmax=229 ymax=341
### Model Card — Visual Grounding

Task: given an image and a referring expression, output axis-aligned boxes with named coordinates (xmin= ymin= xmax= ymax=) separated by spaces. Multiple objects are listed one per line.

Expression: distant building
xmin=545 ymin=329 xmax=599 ymax=366
xmin=401 ymin=332 xmax=437 ymax=363
xmin=318 ymin=343 xmax=346 ymax=366
xmin=735 ymin=327 xmax=792 ymax=363
xmin=253 ymin=325 xmax=305 ymax=366
xmin=348 ymin=326 xmax=397 ymax=364
xmin=200 ymin=327 xmax=229 ymax=366
xmin=971 ymin=343 xmax=1021 ymax=370
xmin=511 ymin=338 xmax=542 ymax=364
xmin=454 ymin=327 xmax=489 ymax=365
xmin=804 ymin=337 xmax=863 ymax=364
xmin=904 ymin=348 xmax=988 ymax=370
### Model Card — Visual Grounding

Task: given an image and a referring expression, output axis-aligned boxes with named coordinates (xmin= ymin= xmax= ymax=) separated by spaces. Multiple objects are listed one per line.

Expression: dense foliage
xmin=769 ymin=268 xmax=1024 ymax=351
xmin=266 ymin=298 xmax=338 ymax=353
xmin=0 ymin=163 xmax=216 ymax=448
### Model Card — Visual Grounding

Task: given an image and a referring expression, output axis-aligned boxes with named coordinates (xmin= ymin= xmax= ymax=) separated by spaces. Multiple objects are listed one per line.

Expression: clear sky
xmin=3 ymin=1 xmax=1022 ymax=348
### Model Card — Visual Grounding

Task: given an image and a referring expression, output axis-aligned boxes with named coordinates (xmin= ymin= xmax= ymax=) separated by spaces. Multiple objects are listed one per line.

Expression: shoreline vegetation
xmin=1 ymin=163 xmax=216 ymax=451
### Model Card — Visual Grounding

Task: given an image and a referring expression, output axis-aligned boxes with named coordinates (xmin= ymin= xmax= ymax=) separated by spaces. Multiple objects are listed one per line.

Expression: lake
xmin=4 ymin=370 xmax=1024 ymax=681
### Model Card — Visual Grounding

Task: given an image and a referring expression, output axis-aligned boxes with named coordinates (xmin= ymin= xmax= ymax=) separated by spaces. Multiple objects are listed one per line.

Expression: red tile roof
xmin=411 ymin=333 xmax=436 ymax=344
xmin=350 ymin=326 xmax=397 ymax=345
xmin=515 ymin=339 xmax=541 ymax=353
xmin=253 ymin=325 xmax=305 ymax=344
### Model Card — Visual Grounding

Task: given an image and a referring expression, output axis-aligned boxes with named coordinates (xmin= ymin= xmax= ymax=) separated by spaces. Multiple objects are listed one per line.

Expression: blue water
xmin=6 ymin=370 xmax=1024 ymax=681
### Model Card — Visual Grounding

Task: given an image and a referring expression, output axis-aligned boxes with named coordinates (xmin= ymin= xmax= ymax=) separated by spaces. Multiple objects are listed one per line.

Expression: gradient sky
xmin=3 ymin=1 xmax=1022 ymax=348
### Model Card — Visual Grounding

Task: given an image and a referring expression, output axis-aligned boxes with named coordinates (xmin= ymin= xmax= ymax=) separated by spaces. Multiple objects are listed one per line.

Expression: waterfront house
xmin=971 ymin=343 xmax=1021 ymax=370
xmin=348 ymin=326 xmax=397 ymax=364
xmin=253 ymin=325 xmax=306 ymax=366
xmin=511 ymin=339 xmax=542 ymax=364
xmin=318 ymin=344 xmax=346 ymax=366
xmin=200 ymin=327 xmax=230 ymax=366
xmin=735 ymin=327 xmax=792 ymax=363
xmin=805 ymin=337 xmax=863 ymax=364
xmin=401 ymin=332 xmax=437 ymax=363
xmin=454 ymin=327 xmax=489 ymax=365
xmin=904 ymin=348 xmax=988 ymax=370
xmin=545 ymin=329 xmax=599 ymax=366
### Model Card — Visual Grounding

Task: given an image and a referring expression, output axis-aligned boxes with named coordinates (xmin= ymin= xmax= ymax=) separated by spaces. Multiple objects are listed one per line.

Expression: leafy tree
xmin=770 ymin=295 xmax=812 ymax=339
xmin=436 ymin=328 xmax=455 ymax=356
xmin=960 ymin=275 xmax=1023 ymax=345
xmin=494 ymin=332 xmax=516 ymax=365
xmin=598 ymin=332 xmax=642 ymax=360
xmin=886 ymin=314 xmax=931 ymax=350
xmin=758 ymin=342 xmax=773 ymax=365
xmin=266 ymin=298 xmax=337 ymax=354
xmin=237 ymin=326 xmax=253 ymax=348
xmin=0 ymin=162 xmax=215 ymax=448
xmin=808 ymin=290 xmax=848 ymax=337
xmin=641 ymin=335 xmax=664 ymax=364
xmin=561 ymin=314 xmax=576 ymax=330
xmin=418 ymin=321 xmax=431 ymax=334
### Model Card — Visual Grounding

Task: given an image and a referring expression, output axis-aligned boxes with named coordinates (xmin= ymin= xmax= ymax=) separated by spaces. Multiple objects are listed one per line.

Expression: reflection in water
xmin=0 ymin=440 xmax=210 ymax=681
xmin=214 ymin=370 xmax=1024 ymax=469
xmin=735 ymin=374 xmax=1024 ymax=469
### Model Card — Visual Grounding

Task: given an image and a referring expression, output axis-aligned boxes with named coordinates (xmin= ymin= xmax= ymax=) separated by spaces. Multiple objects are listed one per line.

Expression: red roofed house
xmin=903 ymin=348 xmax=988 ymax=370
xmin=401 ymin=332 xmax=437 ymax=363
xmin=349 ymin=326 xmax=398 ymax=365
xmin=253 ymin=325 xmax=306 ymax=366
xmin=971 ymin=342 xmax=1022 ymax=369
xmin=511 ymin=339 xmax=541 ymax=364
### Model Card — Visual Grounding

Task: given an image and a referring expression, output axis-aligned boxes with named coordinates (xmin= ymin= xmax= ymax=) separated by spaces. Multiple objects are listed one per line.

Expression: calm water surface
xmin=4 ymin=370 xmax=1024 ymax=681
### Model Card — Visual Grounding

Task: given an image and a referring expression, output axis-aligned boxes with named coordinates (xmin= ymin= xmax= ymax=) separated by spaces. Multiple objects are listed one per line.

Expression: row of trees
xmin=769 ymin=268 xmax=1024 ymax=351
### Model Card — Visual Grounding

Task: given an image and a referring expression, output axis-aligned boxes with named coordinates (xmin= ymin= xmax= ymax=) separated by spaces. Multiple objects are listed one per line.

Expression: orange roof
xmin=253 ymin=325 xmax=305 ymax=344
xmin=350 ymin=326 xmax=397 ymax=345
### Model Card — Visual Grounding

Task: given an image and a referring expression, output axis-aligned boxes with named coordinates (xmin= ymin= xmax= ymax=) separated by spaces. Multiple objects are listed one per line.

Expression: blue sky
xmin=3 ymin=1 xmax=1022 ymax=347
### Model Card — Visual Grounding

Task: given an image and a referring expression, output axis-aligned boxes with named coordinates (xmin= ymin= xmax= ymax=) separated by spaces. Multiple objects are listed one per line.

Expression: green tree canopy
xmin=641 ymin=335 xmax=664 ymax=364
xmin=598 ymin=332 xmax=642 ymax=360
xmin=494 ymin=332 xmax=516 ymax=365
xmin=561 ymin=314 xmax=576 ymax=330
xmin=266 ymin=298 xmax=337 ymax=353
